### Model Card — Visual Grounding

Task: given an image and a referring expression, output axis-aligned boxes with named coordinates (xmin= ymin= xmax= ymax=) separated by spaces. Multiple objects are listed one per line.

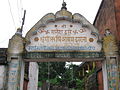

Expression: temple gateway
xmin=0 ymin=0 xmax=120 ymax=90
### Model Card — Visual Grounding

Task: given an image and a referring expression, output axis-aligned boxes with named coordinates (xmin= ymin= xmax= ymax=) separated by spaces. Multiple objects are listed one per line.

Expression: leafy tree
xmin=38 ymin=62 xmax=85 ymax=90
xmin=38 ymin=62 xmax=66 ymax=82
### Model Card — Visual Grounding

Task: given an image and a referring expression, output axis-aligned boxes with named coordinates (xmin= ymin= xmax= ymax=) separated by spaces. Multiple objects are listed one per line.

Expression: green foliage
xmin=38 ymin=62 xmax=66 ymax=81
xmin=75 ymin=79 xmax=85 ymax=90
xmin=38 ymin=81 xmax=42 ymax=87
xmin=38 ymin=62 xmax=88 ymax=90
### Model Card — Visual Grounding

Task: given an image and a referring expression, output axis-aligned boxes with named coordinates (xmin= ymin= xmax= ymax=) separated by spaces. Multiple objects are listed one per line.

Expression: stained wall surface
xmin=94 ymin=0 xmax=120 ymax=42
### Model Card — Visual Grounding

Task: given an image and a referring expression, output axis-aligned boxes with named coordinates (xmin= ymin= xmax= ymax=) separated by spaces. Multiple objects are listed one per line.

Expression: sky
xmin=0 ymin=0 xmax=102 ymax=48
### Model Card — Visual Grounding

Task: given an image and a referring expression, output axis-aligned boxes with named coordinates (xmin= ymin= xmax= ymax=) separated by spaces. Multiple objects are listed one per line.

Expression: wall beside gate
xmin=94 ymin=0 xmax=120 ymax=89
xmin=94 ymin=0 xmax=120 ymax=41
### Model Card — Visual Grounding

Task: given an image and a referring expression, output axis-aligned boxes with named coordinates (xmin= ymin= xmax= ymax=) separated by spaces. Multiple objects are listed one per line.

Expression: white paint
xmin=28 ymin=62 xmax=39 ymax=90
xmin=102 ymin=60 xmax=108 ymax=90
xmin=0 ymin=65 xmax=6 ymax=90
xmin=26 ymin=20 xmax=102 ymax=52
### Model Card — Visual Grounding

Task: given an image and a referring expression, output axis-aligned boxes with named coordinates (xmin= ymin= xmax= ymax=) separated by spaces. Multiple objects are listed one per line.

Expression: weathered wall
xmin=114 ymin=0 xmax=120 ymax=41
xmin=0 ymin=66 xmax=6 ymax=90
xmin=94 ymin=0 xmax=120 ymax=89
xmin=94 ymin=0 xmax=118 ymax=40
xmin=0 ymin=48 xmax=7 ymax=90
xmin=97 ymin=70 xmax=103 ymax=90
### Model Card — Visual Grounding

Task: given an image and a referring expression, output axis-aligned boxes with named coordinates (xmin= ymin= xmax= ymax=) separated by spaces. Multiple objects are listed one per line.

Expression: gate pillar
xmin=103 ymin=29 xmax=119 ymax=90
xmin=27 ymin=62 xmax=39 ymax=90
xmin=102 ymin=60 xmax=108 ymax=90
xmin=7 ymin=28 xmax=25 ymax=90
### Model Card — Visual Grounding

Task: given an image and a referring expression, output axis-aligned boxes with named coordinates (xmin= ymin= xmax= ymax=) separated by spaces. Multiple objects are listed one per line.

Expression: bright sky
xmin=0 ymin=0 xmax=102 ymax=48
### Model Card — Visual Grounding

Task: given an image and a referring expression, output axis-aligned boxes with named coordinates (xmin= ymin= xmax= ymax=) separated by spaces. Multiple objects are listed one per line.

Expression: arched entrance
xmin=6 ymin=2 xmax=119 ymax=90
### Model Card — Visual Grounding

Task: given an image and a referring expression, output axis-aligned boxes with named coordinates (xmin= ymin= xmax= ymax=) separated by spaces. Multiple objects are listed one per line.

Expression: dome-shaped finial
xmin=61 ymin=0 xmax=67 ymax=10
xmin=16 ymin=28 xmax=22 ymax=36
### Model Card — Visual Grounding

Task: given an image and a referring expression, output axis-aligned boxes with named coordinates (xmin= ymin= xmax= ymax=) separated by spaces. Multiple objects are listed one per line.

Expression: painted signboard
xmin=26 ymin=20 xmax=102 ymax=52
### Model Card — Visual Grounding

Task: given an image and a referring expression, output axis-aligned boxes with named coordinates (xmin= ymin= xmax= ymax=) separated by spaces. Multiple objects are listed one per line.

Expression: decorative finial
xmin=16 ymin=28 xmax=22 ymax=36
xmin=61 ymin=0 xmax=67 ymax=10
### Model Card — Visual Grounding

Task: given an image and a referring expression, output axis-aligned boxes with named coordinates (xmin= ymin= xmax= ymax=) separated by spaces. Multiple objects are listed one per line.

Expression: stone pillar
xmin=102 ymin=60 xmax=108 ymax=90
xmin=103 ymin=29 xmax=119 ymax=90
xmin=7 ymin=28 xmax=24 ymax=90
xmin=28 ymin=62 xmax=39 ymax=90
xmin=7 ymin=59 xmax=23 ymax=90
xmin=0 ymin=65 xmax=7 ymax=90
xmin=20 ymin=60 xmax=25 ymax=90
